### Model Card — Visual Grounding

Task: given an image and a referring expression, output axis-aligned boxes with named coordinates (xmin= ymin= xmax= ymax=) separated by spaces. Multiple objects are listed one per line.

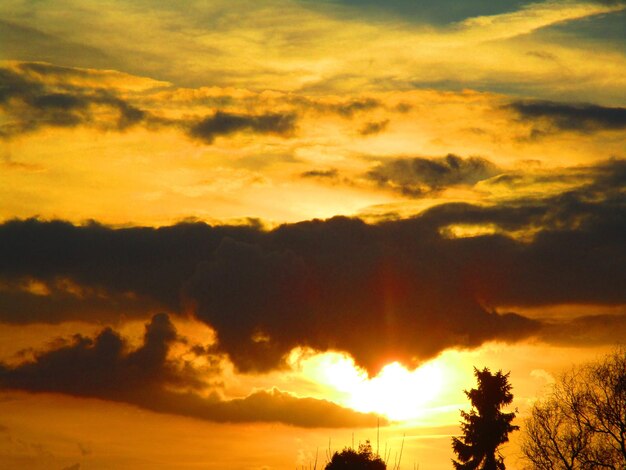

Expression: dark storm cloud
xmin=538 ymin=313 xmax=626 ymax=347
xmin=0 ymin=159 xmax=624 ymax=374
xmin=0 ymin=313 xmax=193 ymax=396
xmin=335 ymin=98 xmax=380 ymax=118
xmin=508 ymin=100 xmax=626 ymax=133
xmin=301 ymin=168 xmax=340 ymax=179
xmin=286 ymin=96 xmax=381 ymax=118
xmin=359 ymin=119 xmax=389 ymax=136
xmin=0 ymin=314 xmax=381 ymax=427
xmin=366 ymin=154 xmax=501 ymax=197
xmin=187 ymin=111 xmax=297 ymax=144
xmin=0 ymin=284 xmax=160 ymax=324
xmin=0 ymin=219 xmax=263 ymax=319
xmin=0 ymin=63 xmax=299 ymax=143
xmin=0 ymin=66 xmax=146 ymax=137
xmin=0 ymin=68 xmax=40 ymax=103
xmin=483 ymin=158 xmax=626 ymax=203
xmin=163 ymin=388 xmax=383 ymax=427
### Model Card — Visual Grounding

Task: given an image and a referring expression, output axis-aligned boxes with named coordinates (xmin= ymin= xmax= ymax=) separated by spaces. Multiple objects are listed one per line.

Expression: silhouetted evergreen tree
xmin=325 ymin=441 xmax=386 ymax=470
xmin=452 ymin=367 xmax=518 ymax=470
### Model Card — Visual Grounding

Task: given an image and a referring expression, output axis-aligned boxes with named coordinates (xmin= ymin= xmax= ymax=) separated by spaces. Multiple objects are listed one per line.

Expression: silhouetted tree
xmin=325 ymin=441 xmax=386 ymax=470
xmin=521 ymin=348 xmax=626 ymax=469
xmin=452 ymin=367 xmax=519 ymax=470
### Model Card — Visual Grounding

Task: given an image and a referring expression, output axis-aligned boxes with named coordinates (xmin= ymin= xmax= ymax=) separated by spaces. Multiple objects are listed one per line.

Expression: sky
xmin=0 ymin=0 xmax=625 ymax=468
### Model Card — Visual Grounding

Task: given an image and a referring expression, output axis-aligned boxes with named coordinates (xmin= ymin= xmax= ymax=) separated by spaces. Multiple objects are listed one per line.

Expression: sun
xmin=302 ymin=353 xmax=446 ymax=421
xmin=355 ymin=361 xmax=445 ymax=421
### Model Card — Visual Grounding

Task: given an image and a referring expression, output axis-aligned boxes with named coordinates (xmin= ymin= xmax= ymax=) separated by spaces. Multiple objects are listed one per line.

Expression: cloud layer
xmin=0 ymin=314 xmax=381 ymax=427
xmin=1 ymin=159 xmax=624 ymax=374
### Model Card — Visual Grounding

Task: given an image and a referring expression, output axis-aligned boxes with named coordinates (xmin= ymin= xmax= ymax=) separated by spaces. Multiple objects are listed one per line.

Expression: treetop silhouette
xmin=452 ymin=367 xmax=518 ymax=470
xmin=522 ymin=347 xmax=626 ymax=469
xmin=325 ymin=440 xmax=386 ymax=470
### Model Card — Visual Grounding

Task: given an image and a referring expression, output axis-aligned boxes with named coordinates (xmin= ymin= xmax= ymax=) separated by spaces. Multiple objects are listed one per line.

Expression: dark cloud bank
xmin=359 ymin=119 xmax=389 ymax=136
xmin=4 ymin=61 xmax=626 ymax=145
xmin=0 ymin=313 xmax=380 ymax=427
xmin=0 ymin=62 xmax=391 ymax=143
xmin=0 ymin=63 xmax=297 ymax=142
xmin=188 ymin=110 xmax=297 ymax=144
xmin=0 ymin=65 xmax=145 ymax=136
xmin=366 ymin=154 xmax=501 ymax=196
xmin=1 ymin=160 xmax=624 ymax=377
xmin=508 ymin=100 xmax=626 ymax=134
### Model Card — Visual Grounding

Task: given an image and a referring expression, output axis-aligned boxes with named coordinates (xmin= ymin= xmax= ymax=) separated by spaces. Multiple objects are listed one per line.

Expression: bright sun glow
xmin=300 ymin=352 xmax=446 ymax=421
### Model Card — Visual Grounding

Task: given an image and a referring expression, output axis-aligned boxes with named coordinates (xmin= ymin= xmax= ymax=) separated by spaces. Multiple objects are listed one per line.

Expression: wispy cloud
xmin=2 ymin=1 xmax=625 ymax=101
xmin=454 ymin=1 xmax=625 ymax=43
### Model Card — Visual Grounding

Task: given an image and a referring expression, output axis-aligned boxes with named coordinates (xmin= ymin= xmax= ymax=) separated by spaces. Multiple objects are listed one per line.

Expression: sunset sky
xmin=0 ymin=0 xmax=625 ymax=468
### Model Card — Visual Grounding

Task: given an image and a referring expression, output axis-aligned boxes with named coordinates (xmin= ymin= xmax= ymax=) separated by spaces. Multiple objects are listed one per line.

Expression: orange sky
xmin=1 ymin=0 xmax=625 ymax=468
